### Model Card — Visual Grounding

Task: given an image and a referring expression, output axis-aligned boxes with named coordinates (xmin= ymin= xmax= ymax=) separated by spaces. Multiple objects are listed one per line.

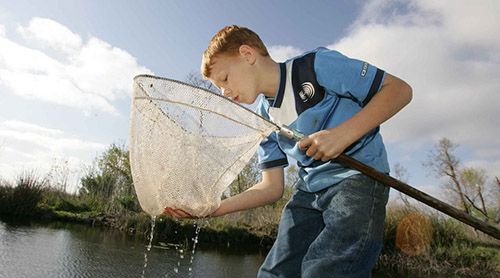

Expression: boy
xmin=165 ymin=25 xmax=412 ymax=277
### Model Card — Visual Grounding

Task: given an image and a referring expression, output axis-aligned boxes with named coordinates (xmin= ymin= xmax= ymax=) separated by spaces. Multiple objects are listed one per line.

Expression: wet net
xmin=129 ymin=75 xmax=277 ymax=216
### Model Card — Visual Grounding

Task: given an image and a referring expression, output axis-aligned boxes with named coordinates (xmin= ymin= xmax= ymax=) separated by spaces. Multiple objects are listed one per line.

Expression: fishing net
xmin=129 ymin=75 xmax=277 ymax=216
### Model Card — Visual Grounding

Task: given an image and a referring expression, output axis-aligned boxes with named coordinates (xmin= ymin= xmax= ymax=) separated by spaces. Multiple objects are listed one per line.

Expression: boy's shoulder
xmin=284 ymin=47 xmax=343 ymax=64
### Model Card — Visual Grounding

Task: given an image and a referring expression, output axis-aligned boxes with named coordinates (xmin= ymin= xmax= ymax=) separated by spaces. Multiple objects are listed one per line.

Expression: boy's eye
xmin=223 ymin=75 xmax=228 ymax=82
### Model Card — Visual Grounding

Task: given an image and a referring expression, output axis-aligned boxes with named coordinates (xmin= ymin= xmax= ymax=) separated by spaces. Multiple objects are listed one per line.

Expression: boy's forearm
xmin=338 ymin=74 xmax=412 ymax=144
xmin=211 ymin=180 xmax=284 ymax=217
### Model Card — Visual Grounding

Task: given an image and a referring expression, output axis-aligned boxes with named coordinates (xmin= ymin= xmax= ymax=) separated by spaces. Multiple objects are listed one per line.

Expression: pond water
xmin=0 ymin=220 xmax=264 ymax=277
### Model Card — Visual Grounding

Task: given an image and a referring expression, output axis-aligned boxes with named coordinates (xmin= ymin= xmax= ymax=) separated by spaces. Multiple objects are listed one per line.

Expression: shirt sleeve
xmin=255 ymin=98 xmax=288 ymax=170
xmin=257 ymin=132 xmax=288 ymax=169
xmin=314 ymin=47 xmax=385 ymax=106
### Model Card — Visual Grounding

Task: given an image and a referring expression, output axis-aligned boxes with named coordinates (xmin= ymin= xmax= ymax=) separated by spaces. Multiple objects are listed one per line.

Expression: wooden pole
xmin=335 ymin=154 xmax=500 ymax=240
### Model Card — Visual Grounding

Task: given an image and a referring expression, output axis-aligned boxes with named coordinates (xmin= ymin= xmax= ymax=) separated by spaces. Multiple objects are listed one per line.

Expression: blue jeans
xmin=258 ymin=174 xmax=389 ymax=278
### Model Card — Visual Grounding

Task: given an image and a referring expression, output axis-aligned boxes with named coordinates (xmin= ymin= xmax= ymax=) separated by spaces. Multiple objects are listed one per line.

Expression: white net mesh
xmin=130 ymin=75 xmax=277 ymax=216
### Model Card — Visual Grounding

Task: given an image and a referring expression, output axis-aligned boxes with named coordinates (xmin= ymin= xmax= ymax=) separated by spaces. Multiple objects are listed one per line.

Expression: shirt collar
xmin=265 ymin=62 xmax=286 ymax=108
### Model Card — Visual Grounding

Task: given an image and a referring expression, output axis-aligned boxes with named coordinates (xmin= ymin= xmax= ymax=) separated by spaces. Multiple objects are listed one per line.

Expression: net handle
xmin=280 ymin=125 xmax=500 ymax=240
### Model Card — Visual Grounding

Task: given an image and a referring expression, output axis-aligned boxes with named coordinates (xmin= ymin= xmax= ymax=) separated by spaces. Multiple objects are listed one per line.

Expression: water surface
xmin=0 ymin=220 xmax=264 ymax=277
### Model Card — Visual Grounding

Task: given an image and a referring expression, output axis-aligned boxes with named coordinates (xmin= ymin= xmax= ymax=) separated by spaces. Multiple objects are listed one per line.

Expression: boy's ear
xmin=239 ymin=45 xmax=257 ymax=65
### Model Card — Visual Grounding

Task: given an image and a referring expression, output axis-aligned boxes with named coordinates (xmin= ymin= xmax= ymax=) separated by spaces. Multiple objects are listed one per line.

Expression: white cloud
xmin=18 ymin=17 xmax=82 ymax=53
xmin=0 ymin=17 xmax=152 ymax=116
xmin=268 ymin=45 xmax=303 ymax=62
xmin=0 ymin=120 xmax=106 ymax=190
xmin=328 ymin=0 xmax=500 ymax=161
xmin=0 ymin=24 xmax=5 ymax=36
xmin=1 ymin=120 xmax=64 ymax=137
xmin=0 ymin=120 xmax=105 ymax=153
xmin=0 ymin=120 xmax=106 ymax=153
xmin=66 ymin=38 xmax=147 ymax=102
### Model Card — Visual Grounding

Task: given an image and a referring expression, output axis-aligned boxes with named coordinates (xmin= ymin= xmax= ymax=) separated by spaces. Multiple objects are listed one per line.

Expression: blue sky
xmin=1 ymin=0 xmax=499 ymax=203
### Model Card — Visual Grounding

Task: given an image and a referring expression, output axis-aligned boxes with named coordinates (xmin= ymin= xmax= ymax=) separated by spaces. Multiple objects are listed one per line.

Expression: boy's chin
xmin=244 ymin=95 xmax=261 ymax=104
xmin=240 ymin=98 xmax=256 ymax=105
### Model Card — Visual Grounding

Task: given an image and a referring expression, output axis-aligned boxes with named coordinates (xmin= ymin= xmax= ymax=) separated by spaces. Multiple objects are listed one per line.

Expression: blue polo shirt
xmin=256 ymin=47 xmax=390 ymax=193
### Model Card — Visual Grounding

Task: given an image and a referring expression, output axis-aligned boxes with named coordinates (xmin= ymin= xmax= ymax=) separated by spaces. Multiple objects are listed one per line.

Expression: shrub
xmin=0 ymin=172 xmax=46 ymax=217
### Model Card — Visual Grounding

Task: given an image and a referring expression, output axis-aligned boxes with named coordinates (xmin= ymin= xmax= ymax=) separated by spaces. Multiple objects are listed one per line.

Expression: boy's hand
xmin=163 ymin=207 xmax=197 ymax=219
xmin=298 ymin=127 xmax=353 ymax=161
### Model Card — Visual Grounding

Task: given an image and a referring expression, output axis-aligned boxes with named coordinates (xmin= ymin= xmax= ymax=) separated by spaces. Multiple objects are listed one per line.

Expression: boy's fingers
xmin=314 ymin=152 xmax=325 ymax=161
xmin=174 ymin=209 xmax=193 ymax=218
xmin=298 ymin=137 xmax=312 ymax=150
xmin=305 ymin=144 xmax=317 ymax=157
xmin=163 ymin=207 xmax=178 ymax=217
xmin=164 ymin=207 xmax=190 ymax=218
xmin=163 ymin=207 xmax=173 ymax=215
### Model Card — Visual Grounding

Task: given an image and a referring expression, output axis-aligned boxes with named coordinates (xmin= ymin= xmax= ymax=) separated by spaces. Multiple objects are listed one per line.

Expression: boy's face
xmin=208 ymin=49 xmax=260 ymax=104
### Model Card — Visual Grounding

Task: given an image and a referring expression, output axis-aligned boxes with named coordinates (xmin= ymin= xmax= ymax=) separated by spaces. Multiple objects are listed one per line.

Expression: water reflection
xmin=0 ymin=220 xmax=264 ymax=278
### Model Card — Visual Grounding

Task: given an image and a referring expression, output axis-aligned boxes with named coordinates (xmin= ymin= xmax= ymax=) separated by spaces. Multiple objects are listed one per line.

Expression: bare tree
xmin=494 ymin=177 xmax=500 ymax=223
xmin=45 ymin=158 xmax=71 ymax=193
xmin=424 ymin=138 xmax=498 ymax=222
xmin=424 ymin=138 xmax=471 ymax=214
xmin=460 ymin=167 xmax=490 ymax=221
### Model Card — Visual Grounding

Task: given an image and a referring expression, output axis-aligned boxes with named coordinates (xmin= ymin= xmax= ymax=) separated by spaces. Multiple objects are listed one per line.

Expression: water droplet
xmin=141 ymin=216 xmax=156 ymax=278
xmin=174 ymin=267 xmax=178 ymax=273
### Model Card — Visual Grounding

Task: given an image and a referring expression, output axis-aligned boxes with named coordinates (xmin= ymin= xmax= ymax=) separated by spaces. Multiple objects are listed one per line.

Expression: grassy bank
xmin=1 ymin=173 xmax=499 ymax=277
xmin=376 ymin=206 xmax=499 ymax=276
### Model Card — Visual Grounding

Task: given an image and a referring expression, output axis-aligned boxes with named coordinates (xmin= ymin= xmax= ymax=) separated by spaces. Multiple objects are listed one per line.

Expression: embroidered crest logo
xmin=298 ymin=82 xmax=315 ymax=102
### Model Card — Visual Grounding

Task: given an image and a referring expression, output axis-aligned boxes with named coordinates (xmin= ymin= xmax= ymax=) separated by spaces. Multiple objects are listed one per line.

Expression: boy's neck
xmin=258 ymin=57 xmax=280 ymax=98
